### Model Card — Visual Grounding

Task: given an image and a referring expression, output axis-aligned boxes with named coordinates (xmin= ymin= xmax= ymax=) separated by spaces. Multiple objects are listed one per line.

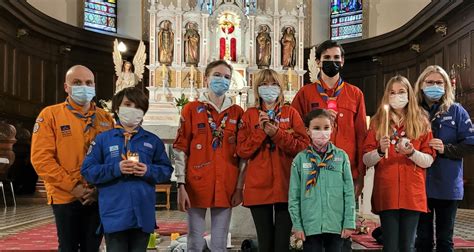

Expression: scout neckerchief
xmin=66 ymin=98 xmax=96 ymax=132
xmin=316 ymin=77 xmax=345 ymax=102
xmin=259 ymin=103 xmax=282 ymax=151
xmin=305 ymin=145 xmax=334 ymax=193
xmin=115 ymin=123 xmax=139 ymax=160
xmin=206 ymin=104 xmax=228 ymax=150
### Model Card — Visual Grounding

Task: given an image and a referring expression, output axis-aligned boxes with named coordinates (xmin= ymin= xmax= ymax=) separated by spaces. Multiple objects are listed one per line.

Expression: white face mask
xmin=118 ymin=106 xmax=144 ymax=128
xmin=389 ymin=93 xmax=408 ymax=109
xmin=310 ymin=130 xmax=331 ymax=147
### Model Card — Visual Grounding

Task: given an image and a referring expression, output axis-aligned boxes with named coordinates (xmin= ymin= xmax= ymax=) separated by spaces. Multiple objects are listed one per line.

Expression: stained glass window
xmin=84 ymin=0 xmax=117 ymax=33
xmin=330 ymin=0 xmax=363 ymax=40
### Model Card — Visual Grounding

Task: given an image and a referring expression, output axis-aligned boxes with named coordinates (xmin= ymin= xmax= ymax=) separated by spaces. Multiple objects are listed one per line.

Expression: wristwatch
xmin=377 ymin=147 xmax=385 ymax=157
xmin=176 ymin=182 xmax=185 ymax=188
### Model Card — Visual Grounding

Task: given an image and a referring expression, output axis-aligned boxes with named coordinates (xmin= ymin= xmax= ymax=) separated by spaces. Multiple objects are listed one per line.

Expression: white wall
xmin=117 ymin=0 xmax=142 ymax=39
xmin=27 ymin=0 xmax=80 ymax=27
xmin=309 ymin=0 xmax=431 ymax=46
xmin=367 ymin=0 xmax=430 ymax=37
xmin=311 ymin=0 xmax=331 ymax=46
xmin=27 ymin=0 xmax=142 ymax=39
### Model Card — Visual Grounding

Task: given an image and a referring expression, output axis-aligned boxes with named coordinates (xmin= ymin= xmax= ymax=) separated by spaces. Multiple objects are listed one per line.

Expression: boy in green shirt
xmin=288 ymin=109 xmax=355 ymax=251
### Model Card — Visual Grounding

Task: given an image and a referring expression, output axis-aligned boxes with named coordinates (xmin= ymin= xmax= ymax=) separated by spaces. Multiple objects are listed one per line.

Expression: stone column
xmin=201 ymin=14 xmax=210 ymax=66
xmin=148 ymin=0 xmax=157 ymax=87
xmin=248 ymin=15 xmax=255 ymax=67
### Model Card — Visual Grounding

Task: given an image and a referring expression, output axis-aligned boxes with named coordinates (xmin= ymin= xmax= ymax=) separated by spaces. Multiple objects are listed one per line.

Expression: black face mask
xmin=321 ymin=61 xmax=342 ymax=78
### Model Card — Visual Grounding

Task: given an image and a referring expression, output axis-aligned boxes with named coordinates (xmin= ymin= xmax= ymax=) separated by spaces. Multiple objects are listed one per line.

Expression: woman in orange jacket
xmin=173 ymin=60 xmax=244 ymax=251
xmin=362 ymin=75 xmax=435 ymax=252
xmin=235 ymin=69 xmax=310 ymax=252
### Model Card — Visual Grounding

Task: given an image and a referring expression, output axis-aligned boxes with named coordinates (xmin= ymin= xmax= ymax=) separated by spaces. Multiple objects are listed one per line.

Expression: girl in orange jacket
xmin=362 ymin=75 xmax=435 ymax=252
xmin=236 ymin=69 xmax=309 ymax=252
xmin=173 ymin=60 xmax=244 ymax=251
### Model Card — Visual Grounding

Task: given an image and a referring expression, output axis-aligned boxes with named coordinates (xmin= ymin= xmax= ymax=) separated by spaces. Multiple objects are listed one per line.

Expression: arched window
xmin=330 ymin=0 xmax=363 ymax=40
xmin=84 ymin=0 xmax=117 ymax=33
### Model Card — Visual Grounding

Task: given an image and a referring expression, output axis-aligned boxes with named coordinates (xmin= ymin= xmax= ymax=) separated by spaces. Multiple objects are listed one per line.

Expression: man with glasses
xmin=291 ymin=40 xmax=367 ymax=250
xmin=31 ymin=65 xmax=114 ymax=251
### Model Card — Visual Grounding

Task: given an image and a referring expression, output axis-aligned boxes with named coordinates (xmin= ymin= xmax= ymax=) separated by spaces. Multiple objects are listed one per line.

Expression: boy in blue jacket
xmin=81 ymin=87 xmax=173 ymax=251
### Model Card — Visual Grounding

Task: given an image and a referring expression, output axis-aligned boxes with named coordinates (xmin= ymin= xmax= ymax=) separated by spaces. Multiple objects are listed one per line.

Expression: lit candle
xmin=190 ymin=65 xmax=195 ymax=81
xmin=128 ymin=155 xmax=139 ymax=163
xmin=383 ymin=104 xmax=390 ymax=159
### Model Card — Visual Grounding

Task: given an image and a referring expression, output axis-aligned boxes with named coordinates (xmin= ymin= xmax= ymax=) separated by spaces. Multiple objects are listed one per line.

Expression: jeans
xmin=51 ymin=201 xmax=102 ymax=252
xmin=416 ymin=198 xmax=458 ymax=252
xmin=105 ymin=228 xmax=150 ymax=252
xmin=379 ymin=209 xmax=420 ymax=252
xmin=303 ymin=233 xmax=343 ymax=252
xmin=249 ymin=203 xmax=292 ymax=252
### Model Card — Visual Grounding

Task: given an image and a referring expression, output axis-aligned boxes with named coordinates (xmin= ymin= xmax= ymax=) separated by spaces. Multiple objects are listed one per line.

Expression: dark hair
xmin=112 ymin=87 xmax=149 ymax=119
xmin=315 ymin=40 xmax=345 ymax=60
xmin=204 ymin=60 xmax=233 ymax=77
xmin=304 ymin=109 xmax=333 ymax=127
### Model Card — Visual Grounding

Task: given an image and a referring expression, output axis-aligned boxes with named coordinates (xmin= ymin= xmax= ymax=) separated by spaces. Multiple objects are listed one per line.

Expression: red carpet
xmin=0 ymin=220 xmax=188 ymax=251
xmin=352 ymin=220 xmax=474 ymax=248
xmin=156 ymin=220 xmax=188 ymax=236
xmin=0 ymin=223 xmax=57 ymax=251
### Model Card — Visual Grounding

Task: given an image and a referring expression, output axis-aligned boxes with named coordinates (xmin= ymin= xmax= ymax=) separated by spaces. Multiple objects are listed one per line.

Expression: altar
xmin=145 ymin=0 xmax=306 ymax=115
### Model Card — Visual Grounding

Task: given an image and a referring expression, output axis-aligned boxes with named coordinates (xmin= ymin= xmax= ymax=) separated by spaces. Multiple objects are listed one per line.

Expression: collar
xmin=65 ymin=97 xmax=95 ymax=114
xmin=310 ymin=142 xmax=334 ymax=155
xmin=198 ymin=92 xmax=233 ymax=113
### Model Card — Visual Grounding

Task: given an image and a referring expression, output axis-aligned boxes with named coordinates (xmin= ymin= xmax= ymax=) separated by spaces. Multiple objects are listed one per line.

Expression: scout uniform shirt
xmin=291 ymin=78 xmax=367 ymax=180
xmin=424 ymin=103 xmax=474 ymax=200
xmin=81 ymin=126 xmax=173 ymax=234
xmin=173 ymin=93 xmax=244 ymax=208
xmin=288 ymin=143 xmax=355 ymax=236
xmin=31 ymin=98 xmax=114 ymax=204
xmin=236 ymin=105 xmax=309 ymax=206
xmin=363 ymin=124 xmax=435 ymax=214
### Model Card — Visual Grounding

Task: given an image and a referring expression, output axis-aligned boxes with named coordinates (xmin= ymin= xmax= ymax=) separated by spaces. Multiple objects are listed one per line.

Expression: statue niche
xmin=157 ymin=20 xmax=174 ymax=66
xmin=184 ymin=22 xmax=200 ymax=66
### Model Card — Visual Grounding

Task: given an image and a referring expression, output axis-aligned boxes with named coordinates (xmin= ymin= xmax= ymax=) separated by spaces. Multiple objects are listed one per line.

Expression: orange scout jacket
xmin=31 ymin=99 xmax=113 ymax=204
xmin=363 ymin=126 xmax=435 ymax=214
xmin=291 ymin=81 xmax=367 ymax=179
xmin=236 ymin=105 xmax=309 ymax=206
xmin=173 ymin=98 xmax=244 ymax=208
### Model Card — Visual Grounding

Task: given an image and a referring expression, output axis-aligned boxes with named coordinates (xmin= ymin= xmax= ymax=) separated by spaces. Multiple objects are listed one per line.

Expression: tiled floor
xmin=1 ymin=204 xmax=473 ymax=251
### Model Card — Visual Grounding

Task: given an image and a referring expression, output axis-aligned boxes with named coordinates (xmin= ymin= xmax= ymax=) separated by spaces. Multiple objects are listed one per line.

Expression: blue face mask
xmin=209 ymin=76 xmax=230 ymax=97
xmin=258 ymin=85 xmax=280 ymax=104
xmin=423 ymin=85 xmax=445 ymax=101
xmin=70 ymin=85 xmax=96 ymax=105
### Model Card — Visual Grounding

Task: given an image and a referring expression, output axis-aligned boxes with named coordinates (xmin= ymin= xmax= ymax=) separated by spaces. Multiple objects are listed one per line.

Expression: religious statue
xmin=112 ymin=39 xmax=146 ymax=93
xmin=281 ymin=26 xmax=296 ymax=68
xmin=256 ymin=25 xmax=271 ymax=68
xmin=157 ymin=20 xmax=174 ymax=65
xmin=184 ymin=22 xmax=200 ymax=66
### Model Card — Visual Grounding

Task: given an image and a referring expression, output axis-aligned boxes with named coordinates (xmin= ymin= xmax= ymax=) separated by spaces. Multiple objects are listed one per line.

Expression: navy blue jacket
xmin=81 ymin=127 xmax=173 ymax=233
xmin=426 ymin=103 xmax=474 ymax=200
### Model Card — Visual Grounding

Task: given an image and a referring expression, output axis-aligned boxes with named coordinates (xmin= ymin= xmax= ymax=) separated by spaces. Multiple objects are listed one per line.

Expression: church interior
xmin=1 ymin=0 xmax=474 ymax=251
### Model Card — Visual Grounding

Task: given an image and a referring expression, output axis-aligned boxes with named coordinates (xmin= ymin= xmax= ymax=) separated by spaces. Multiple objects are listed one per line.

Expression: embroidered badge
xmin=60 ymin=125 xmax=72 ymax=137
xmin=143 ymin=142 xmax=153 ymax=149
xmin=33 ymin=123 xmax=40 ymax=133
xmin=229 ymin=119 xmax=237 ymax=124
xmin=197 ymin=105 xmax=206 ymax=113
xmin=302 ymin=163 xmax=312 ymax=169
xmin=279 ymin=118 xmax=290 ymax=123
xmin=99 ymin=122 xmax=110 ymax=127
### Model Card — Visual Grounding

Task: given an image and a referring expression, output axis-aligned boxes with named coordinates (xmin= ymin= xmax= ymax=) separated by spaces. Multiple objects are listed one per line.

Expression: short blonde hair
xmin=414 ymin=65 xmax=455 ymax=116
xmin=252 ymin=69 xmax=285 ymax=108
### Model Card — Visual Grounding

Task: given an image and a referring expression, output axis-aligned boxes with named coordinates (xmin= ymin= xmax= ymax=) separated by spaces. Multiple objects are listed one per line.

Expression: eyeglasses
xmin=424 ymin=80 xmax=444 ymax=86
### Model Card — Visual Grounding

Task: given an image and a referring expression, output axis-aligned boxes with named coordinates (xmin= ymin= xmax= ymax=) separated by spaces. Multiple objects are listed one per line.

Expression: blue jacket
xmin=81 ymin=127 xmax=173 ymax=233
xmin=426 ymin=103 xmax=474 ymax=200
